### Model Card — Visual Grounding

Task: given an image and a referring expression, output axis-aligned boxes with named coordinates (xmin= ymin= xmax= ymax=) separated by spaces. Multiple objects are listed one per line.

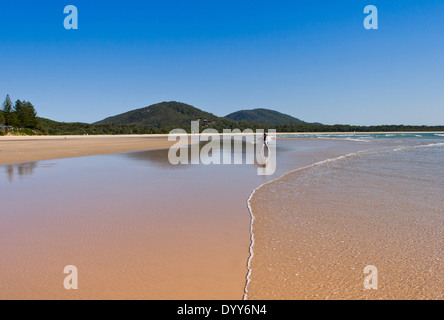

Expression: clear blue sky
xmin=1 ymin=0 xmax=443 ymax=125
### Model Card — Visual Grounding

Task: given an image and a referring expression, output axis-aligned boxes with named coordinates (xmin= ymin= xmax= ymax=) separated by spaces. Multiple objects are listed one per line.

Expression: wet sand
xmin=0 ymin=138 xmax=372 ymax=299
xmin=1 ymin=136 xmax=442 ymax=299
xmin=0 ymin=151 xmax=252 ymax=299
xmin=246 ymin=142 xmax=444 ymax=299
xmin=0 ymin=135 xmax=178 ymax=165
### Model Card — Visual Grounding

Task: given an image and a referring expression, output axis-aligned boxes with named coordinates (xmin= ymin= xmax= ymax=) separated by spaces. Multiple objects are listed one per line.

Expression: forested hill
xmin=224 ymin=108 xmax=307 ymax=125
xmin=94 ymin=101 xmax=222 ymax=127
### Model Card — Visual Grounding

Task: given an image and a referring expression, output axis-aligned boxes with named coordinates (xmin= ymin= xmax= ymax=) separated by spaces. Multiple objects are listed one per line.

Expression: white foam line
xmin=393 ymin=142 xmax=444 ymax=152
xmin=242 ymin=148 xmax=374 ymax=300
xmin=344 ymin=137 xmax=370 ymax=142
xmin=315 ymin=137 xmax=370 ymax=142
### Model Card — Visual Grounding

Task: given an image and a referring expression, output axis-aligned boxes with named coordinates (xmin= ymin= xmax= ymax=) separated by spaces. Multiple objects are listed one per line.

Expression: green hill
xmin=224 ymin=108 xmax=307 ymax=125
xmin=94 ymin=101 xmax=221 ymax=128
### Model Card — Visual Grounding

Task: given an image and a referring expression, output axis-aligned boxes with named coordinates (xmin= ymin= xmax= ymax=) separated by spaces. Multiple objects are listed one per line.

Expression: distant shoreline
xmin=276 ymin=131 xmax=444 ymax=135
xmin=2 ymin=131 xmax=444 ymax=141
xmin=1 ymin=132 xmax=443 ymax=165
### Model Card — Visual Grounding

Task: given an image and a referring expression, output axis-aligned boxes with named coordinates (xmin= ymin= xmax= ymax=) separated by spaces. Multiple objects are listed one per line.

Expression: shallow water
xmin=247 ymin=136 xmax=444 ymax=299
xmin=0 ymin=134 xmax=442 ymax=299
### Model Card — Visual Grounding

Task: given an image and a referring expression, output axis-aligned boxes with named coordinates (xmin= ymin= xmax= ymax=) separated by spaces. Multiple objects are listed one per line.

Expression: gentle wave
xmin=243 ymin=148 xmax=375 ymax=300
xmin=344 ymin=137 xmax=370 ymax=142
xmin=317 ymin=137 xmax=370 ymax=142
xmin=243 ymin=141 xmax=444 ymax=299
xmin=280 ymin=132 xmax=444 ymax=140
xmin=393 ymin=142 xmax=444 ymax=152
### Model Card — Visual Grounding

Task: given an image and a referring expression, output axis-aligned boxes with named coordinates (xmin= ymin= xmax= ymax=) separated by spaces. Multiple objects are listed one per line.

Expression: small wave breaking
xmin=243 ymin=149 xmax=373 ymax=300
xmin=243 ymin=141 xmax=444 ymax=299
xmin=393 ymin=142 xmax=444 ymax=152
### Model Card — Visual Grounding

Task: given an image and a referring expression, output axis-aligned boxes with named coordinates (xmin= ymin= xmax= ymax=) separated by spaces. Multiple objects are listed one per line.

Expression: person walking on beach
xmin=263 ymin=130 xmax=268 ymax=146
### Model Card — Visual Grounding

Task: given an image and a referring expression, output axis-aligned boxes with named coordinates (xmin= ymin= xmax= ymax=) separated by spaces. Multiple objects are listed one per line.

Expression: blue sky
xmin=1 ymin=0 xmax=443 ymax=125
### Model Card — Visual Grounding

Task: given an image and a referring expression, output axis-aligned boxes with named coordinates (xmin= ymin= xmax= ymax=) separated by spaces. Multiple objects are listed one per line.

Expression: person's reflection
xmin=6 ymin=165 xmax=13 ymax=183
xmin=5 ymin=162 xmax=37 ymax=182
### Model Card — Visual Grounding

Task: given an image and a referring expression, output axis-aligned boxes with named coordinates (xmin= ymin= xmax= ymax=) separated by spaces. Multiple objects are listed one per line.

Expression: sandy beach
xmin=2 ymin=132 xmax=443 ymax=165
xmin=3 ymin=0 xmax=443 ymax=303
xmin=0 ymin=134 xmax=443 ymax=299
xmin=0 ymin=137 xmax=371 ymax=299
xmin=0 ymin=135 xmax=180 ymax=165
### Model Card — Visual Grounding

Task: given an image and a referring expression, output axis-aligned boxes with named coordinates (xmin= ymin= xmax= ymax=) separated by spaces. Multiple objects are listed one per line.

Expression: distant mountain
xmin=94 ymin=101 xmax=221 ymax=127
xmin=224 ymin=108 xmax=306 ymax=125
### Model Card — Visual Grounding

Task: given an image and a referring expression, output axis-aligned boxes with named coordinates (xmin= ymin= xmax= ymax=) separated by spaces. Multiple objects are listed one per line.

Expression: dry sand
xmin=0 ymin=135 xmax=182 ymax=165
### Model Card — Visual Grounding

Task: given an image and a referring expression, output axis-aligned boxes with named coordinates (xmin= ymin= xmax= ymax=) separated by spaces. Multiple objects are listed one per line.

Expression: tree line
xmin=1 ymin=94 xmax=38 ymax=129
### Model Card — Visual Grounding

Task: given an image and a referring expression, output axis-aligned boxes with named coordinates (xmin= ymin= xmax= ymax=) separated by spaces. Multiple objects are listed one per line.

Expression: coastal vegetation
xmin=1 ymin=95 xmax=443 ymax=136
xmin=1 ymin=94 xmax=41 ymax=135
